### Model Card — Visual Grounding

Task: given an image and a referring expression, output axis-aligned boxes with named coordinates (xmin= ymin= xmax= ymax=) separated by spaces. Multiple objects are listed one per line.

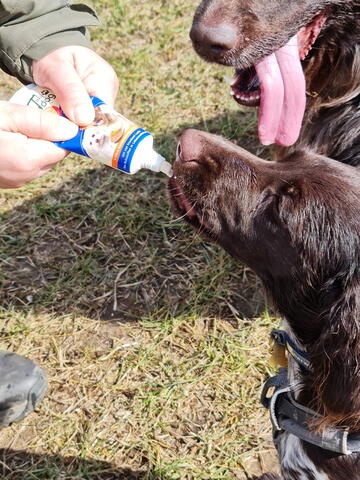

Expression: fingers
xmin=27 ymin=137 xmax=68 ymax=169
xmin=33 ymin=46 xmax=119 ymax=123
xmin=0 ymin=131 xmax=67 ymax=189
xmin=0 ymin=101 xmax=74 ymax=189
xmin=0 ymin=102 xmax=78 ymax=141
xmin=83 ymin=65 xmax=119 ymax=107
xmin=40 ymin=59 xmax=96 ymax=126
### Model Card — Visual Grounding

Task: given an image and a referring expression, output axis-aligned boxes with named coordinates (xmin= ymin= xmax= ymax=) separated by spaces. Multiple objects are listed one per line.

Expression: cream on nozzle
xmin=10 ymin=84 xmax=173 ymax=177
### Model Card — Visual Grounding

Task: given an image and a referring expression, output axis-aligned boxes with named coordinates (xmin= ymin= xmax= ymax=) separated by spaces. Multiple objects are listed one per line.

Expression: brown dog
xmin=169 ymin=129 xmax=360 ymax=479
xmin=173 ymin=2 xmax=360 ymax=477
xmin=190 ymin=0 xmax=360 ymax=163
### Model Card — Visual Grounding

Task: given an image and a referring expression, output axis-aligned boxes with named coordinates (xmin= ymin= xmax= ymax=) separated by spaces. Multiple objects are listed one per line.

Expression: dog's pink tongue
xmin=255 ymin=35 xmax=306 ymax=147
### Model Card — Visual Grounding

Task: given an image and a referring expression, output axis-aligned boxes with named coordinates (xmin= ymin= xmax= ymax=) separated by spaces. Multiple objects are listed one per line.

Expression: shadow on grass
xmin=0 ymin=110 xmax=269 ymax=323
xmin=0 ymin=448 xmax=175 ymax=480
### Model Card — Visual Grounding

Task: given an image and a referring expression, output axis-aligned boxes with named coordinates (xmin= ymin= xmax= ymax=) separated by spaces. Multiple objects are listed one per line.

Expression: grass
xmin=0 ymin=0 xmax=279 ymax=478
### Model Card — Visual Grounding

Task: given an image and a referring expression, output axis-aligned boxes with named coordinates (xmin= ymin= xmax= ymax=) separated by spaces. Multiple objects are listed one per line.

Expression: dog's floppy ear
xmin=253 ymin=187 xmax=284 ymax=232
xmin=310 ymin=281 xmax=360 ymax=430
xmin=250 ymin=186 xmax=302 ymax=282
xmin=254 ymin=181 xmax=300 ymax=232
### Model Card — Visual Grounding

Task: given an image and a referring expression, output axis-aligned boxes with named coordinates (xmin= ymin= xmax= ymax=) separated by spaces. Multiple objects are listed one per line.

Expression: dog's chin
xmin=229 ymin=10 xmax=328 ymax=108
xmin=168 ymin=177 xmax=216 ymax=239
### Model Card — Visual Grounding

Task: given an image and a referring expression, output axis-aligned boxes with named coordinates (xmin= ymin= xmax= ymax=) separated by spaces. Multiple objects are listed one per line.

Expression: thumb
xmin=44 ymin=61 xmax=95 ymax=126
xmin=0 ymin=102 xmax=79 ymax=141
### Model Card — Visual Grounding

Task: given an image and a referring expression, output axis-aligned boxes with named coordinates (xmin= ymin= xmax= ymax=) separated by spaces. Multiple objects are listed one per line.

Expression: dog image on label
xmin=82 ymin=105 xmax=130 ymax=161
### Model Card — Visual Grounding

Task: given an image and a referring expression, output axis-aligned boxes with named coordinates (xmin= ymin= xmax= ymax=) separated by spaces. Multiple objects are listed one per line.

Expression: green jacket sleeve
xmin=0 ymin=1 xmax=100 ymax=83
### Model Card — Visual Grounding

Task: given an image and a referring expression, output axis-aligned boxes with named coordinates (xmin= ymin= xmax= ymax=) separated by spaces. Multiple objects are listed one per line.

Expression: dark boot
xmin=0 ymin=350 xmax=48 ymax=426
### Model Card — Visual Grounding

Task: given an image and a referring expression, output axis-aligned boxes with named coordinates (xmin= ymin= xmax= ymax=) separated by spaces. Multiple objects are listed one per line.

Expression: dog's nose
xmin=177 ymin=129 xmax=204 ymax=163
xmin=190 ymin=23 xmax=237 ymax=54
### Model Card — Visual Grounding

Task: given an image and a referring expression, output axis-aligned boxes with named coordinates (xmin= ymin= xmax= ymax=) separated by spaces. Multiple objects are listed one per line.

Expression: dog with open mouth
xmin=190 ymin=0 xmax=359 ymax=162
xmin=168 ymin=1 xmax=360 ymax=479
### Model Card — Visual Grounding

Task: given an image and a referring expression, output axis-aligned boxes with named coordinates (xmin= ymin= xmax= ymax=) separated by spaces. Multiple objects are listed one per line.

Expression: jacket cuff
xmin=20 ymin=28 xmax=93 ymax=83
xmin=0 ymin=5 xmax=99 ymax=84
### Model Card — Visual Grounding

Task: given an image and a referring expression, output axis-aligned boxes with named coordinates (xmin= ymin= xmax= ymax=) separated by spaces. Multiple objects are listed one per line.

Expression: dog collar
xmin=263 ymin=331 xmax=360 ymax=456
xmin=261 ymin=368 xmax=360 ymax=455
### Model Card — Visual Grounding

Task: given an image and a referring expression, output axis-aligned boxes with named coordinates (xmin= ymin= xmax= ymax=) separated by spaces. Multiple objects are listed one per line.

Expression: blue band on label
xmin=118 ymin=128 xmax=151 ymax=173
xmin=54 ymin=128 xmax=89 ymax=157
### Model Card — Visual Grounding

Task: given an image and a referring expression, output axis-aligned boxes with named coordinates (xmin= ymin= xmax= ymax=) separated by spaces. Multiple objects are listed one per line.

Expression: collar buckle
xmin=270 ymin=329 xmax=312 ymax=373
xmin=261 ymin=371 xmax=354 ymax=455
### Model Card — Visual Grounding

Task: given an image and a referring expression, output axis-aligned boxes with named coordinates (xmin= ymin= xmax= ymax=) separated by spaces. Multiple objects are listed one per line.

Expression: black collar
xmin=262 ymin=330 xmax=360 ymax=456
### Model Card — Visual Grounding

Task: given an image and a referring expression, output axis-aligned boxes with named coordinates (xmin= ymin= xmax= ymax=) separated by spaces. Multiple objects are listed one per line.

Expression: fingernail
xmin=74 ymin=104 xmax=95 ymax=126
xmin=58 ymin=116 xmax=79 ymax=139
xmin=261 ymin=140 xmax=274 ymax=146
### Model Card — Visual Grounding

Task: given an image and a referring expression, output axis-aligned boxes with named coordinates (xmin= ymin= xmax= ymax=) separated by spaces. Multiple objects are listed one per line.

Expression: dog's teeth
xmin=231 ymin=88 xmax=261 ymax=103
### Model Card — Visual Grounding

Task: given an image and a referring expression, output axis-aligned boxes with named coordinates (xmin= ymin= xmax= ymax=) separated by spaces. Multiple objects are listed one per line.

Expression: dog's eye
xmin=284 ymin=185 xmax=300 ymax=196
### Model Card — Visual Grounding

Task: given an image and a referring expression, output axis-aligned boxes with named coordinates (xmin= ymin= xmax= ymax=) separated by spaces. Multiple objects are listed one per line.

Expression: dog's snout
xmin=190 ymin=23 xmax=237 ymax=55
xmin=178 ymin=129 xmax=204 ymax=163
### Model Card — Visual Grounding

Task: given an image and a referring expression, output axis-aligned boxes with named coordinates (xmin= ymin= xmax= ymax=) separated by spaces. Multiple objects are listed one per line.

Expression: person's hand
xmin=32 ymin=46 xmax=119 ymax=126
xmin=0 ymin=46 xmax=119 ymax=189
xmin=0 ymin=102 xmax=78 ymax=188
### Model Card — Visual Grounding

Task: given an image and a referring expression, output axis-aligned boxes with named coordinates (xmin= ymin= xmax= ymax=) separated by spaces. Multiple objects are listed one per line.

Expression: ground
xmin=0 ymin=0 xmax=279 ymax=478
